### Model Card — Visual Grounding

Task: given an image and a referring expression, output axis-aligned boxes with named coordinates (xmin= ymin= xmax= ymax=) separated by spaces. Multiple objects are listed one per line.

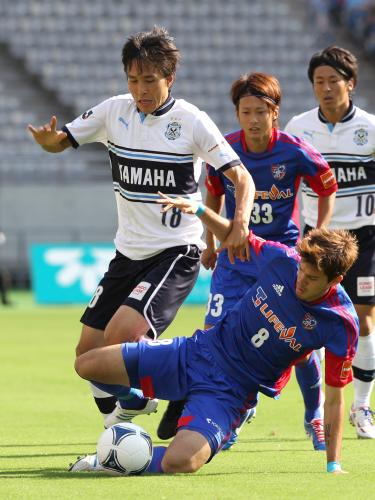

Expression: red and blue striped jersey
xmin=194 ymin=233 xmax=358 ymax=397
xmin=205 ymin=128 xmax=337 ymax=248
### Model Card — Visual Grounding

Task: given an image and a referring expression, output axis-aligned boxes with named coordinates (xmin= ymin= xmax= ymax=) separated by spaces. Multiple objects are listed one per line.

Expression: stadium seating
xmin=0 ymin=0 xmax=374 ymax=284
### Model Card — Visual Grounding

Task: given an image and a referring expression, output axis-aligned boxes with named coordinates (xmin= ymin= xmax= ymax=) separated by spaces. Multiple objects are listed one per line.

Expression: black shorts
xmin=80 ymin=244 xmax=201 ymax=338
xmin=304 ymin=224 xmax=375 ymax=305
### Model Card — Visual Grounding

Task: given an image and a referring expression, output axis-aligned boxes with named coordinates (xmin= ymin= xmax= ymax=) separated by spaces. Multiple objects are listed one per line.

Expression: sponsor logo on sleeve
xmin=340 ymin=360 xmax=352 ymax=379
xmin=129 ymin=281 xmax=152 ymax=300
xmin=81 ymin=110 xmax=93 ymax=120
xmin=320 ymin=170 xmax=336 ymax=189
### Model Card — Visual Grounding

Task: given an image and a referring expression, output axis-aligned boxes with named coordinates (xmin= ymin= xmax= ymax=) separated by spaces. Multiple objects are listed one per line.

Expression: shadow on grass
xmin=0 ymin=443 xmax=96 ymax=448
xmin=0 ymin=468 xmax=323 ymax=479
xmin=0 ymin=452 xmax=96 ymax=459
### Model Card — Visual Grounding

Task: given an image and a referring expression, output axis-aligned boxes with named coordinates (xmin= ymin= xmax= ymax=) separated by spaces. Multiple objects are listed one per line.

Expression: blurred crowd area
xmin=310 ymin=0 xmax=375 ymax=57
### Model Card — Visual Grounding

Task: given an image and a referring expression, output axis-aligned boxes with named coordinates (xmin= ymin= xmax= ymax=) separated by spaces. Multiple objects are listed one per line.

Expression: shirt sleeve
xmin=325 ymin=315 xmax=359 ymax=387
xmin=192 ymin=111 xmax=241 ymax=171
xmin=247 ymin=232 xmax=298 ymax=271
xmin=63 ymin=98 xmax=110 ymax=147
xmin=293 ymin=136 xmax=338 ymax=196
xmin=204 ymin=163 xmax=225 ymax=196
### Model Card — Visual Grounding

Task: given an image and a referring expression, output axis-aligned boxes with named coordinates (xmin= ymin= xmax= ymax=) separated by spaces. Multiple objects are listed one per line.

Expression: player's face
xmin=237 ymin=96 xmax=277 ymax=146
xmin=127 ymin=62 xmax=174 ymax=114
xmin=295 ymin=259 xmax=341 ymax=302
xmin=312 ymin=65 xmax=353 ymax=113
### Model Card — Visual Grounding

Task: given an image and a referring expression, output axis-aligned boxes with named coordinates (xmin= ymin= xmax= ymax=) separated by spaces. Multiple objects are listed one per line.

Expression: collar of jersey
xmin=318 ymin=101 xmax=356 ymax=125
xmin=240 ymin=127 xmax=278 ymax=155
xmin=303 ymin=285 xmax=338 ymax=306
xmin=137 ymin=94 xmax=175 ymax=121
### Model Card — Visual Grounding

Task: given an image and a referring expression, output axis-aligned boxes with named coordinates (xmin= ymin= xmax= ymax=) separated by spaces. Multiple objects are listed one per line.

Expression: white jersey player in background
xmin=28 ymin=26 xmax=255 ymax=427
xmin=285 ymin=46 xmax=375 ymax=439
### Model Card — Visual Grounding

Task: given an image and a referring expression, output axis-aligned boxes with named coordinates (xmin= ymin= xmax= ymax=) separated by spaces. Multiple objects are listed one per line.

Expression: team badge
xmin=353 ymin=128 xmax=368 ymax=145
xmin=302 ymin=313 xmax=317 ymax=330
xmin=81 ymin=110 xmax=93 ymax=120
xmin=271 ymin=164 xmax=286 ymax=180
xmin=165 ymin=121 xmax=181 ymax=140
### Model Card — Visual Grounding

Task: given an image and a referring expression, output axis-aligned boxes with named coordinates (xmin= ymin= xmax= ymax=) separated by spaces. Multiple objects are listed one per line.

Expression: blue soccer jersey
xmin=205 ymin=128 xmax=337 ymax=252
xmin=199 ymin=233 xmax=358 ymax=397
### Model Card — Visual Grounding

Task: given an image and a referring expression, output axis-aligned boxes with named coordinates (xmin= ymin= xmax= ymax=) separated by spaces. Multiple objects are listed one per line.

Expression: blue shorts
xmin=205 ymin=262 xmax=257 ymax=326
xmin=122 ymin=337 xmax=258 ymax=456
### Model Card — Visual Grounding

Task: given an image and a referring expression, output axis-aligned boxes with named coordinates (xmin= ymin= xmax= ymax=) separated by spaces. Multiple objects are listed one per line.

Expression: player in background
xmin=28 ymin=26 xmax=255 ymax=427
xmin=157 ymin=73 xmax=337 ymax=450
xmin=285 ymin=46 xmax=375 ymax=439
xmin=70 ymin=194 xmax=359 ymax=475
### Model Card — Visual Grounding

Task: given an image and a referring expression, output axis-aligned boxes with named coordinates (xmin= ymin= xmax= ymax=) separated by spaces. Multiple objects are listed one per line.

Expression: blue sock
xmin=295 ymin=351 xmax=323 ymax=422
xmin=90 ymin=382 xmax=147 ymax=410
xmin=146 ymin=446 xmax=166 ymax=474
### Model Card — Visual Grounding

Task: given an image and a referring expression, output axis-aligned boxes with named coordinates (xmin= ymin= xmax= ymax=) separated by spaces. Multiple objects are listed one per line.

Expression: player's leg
xmin=344 ymin=226 xmax=375 ymax=438
xmin=105 ymin=244 xmax=201 ymax=343
xmin=78 ymin=251 xmax=148 ymax=420
xmin=102 ymin=245 xmax=200 ymax=424
xmin=157 ymin=262 xmax=253 ymax=440
xmin=295 ymin=352 xmax=325 ymax=450
xmin=70 ymin=337 xmax=190 ymax=473
xmin=76 ymin=325 xmax=118 ymax=417
xmin=350 ymin=303 xmax=375 ymax=438
xmin=161 ymin=430 xmax=211 ymax=473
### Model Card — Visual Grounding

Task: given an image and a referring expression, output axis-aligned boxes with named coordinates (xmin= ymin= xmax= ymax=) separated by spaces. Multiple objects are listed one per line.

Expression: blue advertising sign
xmin=29 ymin=243 xmax=211 ymax=305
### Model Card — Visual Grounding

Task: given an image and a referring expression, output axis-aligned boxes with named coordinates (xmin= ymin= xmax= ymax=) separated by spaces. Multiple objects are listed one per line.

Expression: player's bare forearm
xmin=316 ymin=192 xmax=336 ymax=228
xmin=204 ymin=191 xmax=224 ymax=248
xmin=224 ymin=164 xmax=255 ymax=229
xmin=324 ymin=385 xmax=345 ymax=468
xmin=200 ymin=207 xmax=232 ymax=243
xmin=156 ymin=192 xmax=232 ymax=242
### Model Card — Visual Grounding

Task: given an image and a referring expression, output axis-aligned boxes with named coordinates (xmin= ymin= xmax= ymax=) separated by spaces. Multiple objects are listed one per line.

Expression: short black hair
xmin=122 ymin=26 xmax=181 ymax=77
xmin=307 ymin=46 xmax=358 ymax=86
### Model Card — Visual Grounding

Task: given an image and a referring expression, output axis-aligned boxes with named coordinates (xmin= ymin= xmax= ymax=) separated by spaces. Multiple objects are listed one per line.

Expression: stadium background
xmin=0 ymin=0 xmax=374 ymax=292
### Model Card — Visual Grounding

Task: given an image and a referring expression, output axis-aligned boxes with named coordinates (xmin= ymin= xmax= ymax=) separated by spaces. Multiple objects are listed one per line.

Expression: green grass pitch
xmin=0 ymin=292 xmax=374 ymax=499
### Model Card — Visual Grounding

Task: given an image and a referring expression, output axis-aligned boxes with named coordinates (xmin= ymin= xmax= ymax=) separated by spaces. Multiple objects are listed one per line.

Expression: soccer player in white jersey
xmin=285 ymin=46 xmax=375 ymax=439
xmin=28 ymin=26 xmax=255 ymax=426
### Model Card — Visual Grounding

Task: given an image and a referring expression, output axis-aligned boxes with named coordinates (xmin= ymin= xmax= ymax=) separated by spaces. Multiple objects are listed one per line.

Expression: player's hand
xmin=156 ymin=192 xmax=197 ymax=214
xmin=27 ymin=116 xmax=67 ymax=148
xmin=201 ymin=247 xmax=217 ymax=270
xmin=217 ymin=221 xmax=250 ymax=264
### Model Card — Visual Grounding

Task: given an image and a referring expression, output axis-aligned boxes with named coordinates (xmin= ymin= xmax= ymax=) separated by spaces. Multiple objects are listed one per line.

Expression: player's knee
xmin=74 ymin=351 xmax=97 ymax=380
xmin=162 ymin=451 xmax=204 ymax=474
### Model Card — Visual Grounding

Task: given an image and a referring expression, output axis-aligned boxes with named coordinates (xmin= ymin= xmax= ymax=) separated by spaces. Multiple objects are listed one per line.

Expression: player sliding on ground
xmin=71 ymin=193 xmax=359 ymax=475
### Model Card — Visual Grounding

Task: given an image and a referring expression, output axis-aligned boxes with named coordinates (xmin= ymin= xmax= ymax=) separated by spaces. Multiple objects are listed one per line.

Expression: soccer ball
xmin=97 ymin=422 xmax=153 ymax=475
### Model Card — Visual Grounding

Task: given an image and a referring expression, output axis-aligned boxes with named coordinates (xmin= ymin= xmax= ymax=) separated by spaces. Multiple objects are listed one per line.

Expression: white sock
xmin=353 ymin=331 xmax=375 ymax=408
xmin=90 ymin=382 xmax=113 ymax=398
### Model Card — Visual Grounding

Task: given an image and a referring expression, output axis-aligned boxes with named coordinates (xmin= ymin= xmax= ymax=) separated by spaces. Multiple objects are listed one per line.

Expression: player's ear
xmin=273 ymin=106 xmax=279 ymax=121
xmin=331 ymin=274 xmax=344 ymax=287
xmin=166 ymin=74 xmax=175 ymax=88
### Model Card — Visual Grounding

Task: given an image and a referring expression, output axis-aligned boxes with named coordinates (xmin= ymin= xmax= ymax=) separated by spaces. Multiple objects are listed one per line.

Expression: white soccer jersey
xmin=64 ymin=94 xmax=241 ymax=259
xmin=285 ymin=105 xmax=375 ymax=229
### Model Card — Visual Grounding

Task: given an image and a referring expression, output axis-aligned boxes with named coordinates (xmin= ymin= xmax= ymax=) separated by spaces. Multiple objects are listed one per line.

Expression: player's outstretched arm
xmin=324 ymin=384 xmax=348 ymax=474
xmin=27 ymin=116 xmax=71 ymax=153
xmin=220 ymin=164 xmax=255 ymax=264
xmin=156 ymin=192 xmax=232 ymax=243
